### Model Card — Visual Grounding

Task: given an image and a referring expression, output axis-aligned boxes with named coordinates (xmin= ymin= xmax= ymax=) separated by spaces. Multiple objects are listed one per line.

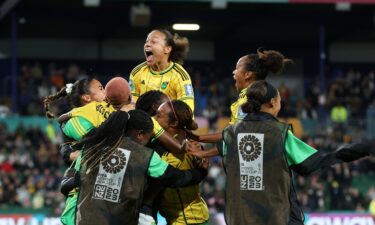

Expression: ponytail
xmin=243 ymin=48 xmax=292 ymax=80
xmin=242 ymin=80 xmax=278 ymax=114
xmin=44 ymin=86 xmax=68 ymax=119
xmin=155 ymin=29 xmax=190 ymax=65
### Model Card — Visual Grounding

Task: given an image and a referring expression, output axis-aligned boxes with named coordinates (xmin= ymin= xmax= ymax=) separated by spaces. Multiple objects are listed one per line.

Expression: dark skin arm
xmin=156 ymin=132 xmax=203 ymax=154
xmin=291 ymin=143 xmax=371 ymax=176
xmin=58 ymin=112 xmax=71 ymax=124
xmin=59 ymin=110 xmax=187 ymax=156
xmin=185 ymin=140 xmax=220 ymax=158
xmin=187 ymin=131 xmax=223 ymax=143
xmin=155 ymin=158 xmax=209 ymax=188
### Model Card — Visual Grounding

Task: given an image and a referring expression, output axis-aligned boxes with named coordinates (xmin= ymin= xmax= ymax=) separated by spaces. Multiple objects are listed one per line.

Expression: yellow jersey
xmin=159 ymin=151 xmax=209 ymax=225
xmin=151 ymin=117 xmax=164 ymax=139
xmin=69 ymin=101 xmax=116 ymax=128
xmin=229 ymin=88 xmax=248 ymax=125
xmin=68 ymin=101 xmax=163 ymax=139
xmin=129 ymin=61 xmax=195 ymax=112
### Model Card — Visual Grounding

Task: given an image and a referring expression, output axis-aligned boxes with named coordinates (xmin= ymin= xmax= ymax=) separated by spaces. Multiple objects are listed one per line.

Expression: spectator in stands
xmin=299 ymin=100 xmax=318 ymax=120
xmin=330 ymin=99 xmax=348 ymax=133
xmin=366 ymin=98 xmax=375 ymax=140
xmin=0 ymin=100 xmax=10 ymax=118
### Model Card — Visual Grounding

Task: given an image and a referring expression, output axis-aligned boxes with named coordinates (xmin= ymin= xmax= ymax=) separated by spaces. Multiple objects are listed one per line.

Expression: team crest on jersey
xmin=184 ymin=84 xmax=194 ymax=96
xmin=161 ymin=81 xmax=169 ymax=90
xmin=93 ymin=148 xmax=131 ymax=203
xmin=129 ymin=80 xmax=134 ymax=92
xmin=141 ymin=80 xmax=145 ymax=84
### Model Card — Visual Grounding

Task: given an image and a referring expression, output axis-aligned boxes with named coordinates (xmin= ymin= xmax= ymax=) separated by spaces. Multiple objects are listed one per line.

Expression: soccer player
xmin=44 ymin=77 xmax=111 ymax=225
xmin=155 ymin=100 xmax=209 ymax=225
xmin=217 ymin=80 xmax=372 ymax=225
xmin=52 ymin=79 xmax=201 ymax=225
xmin=187 ymin=49 xmax=291 ymax=157
xmin=74 ymin=110 xmax=208 ymax=225
xmin=44 ymin=78 xmax=109 ymax=154
xmin=129 ymin=29 xmax=195 ymax=112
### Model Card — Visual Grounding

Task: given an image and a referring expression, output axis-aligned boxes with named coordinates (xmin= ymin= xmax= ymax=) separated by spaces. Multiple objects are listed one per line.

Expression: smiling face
xmin=144 ymin=30 xmax=172 ymax=68
xmin=81 ymin=79 xmax=106 ymax=105
xmin=155 ymin=102 xmax=173 ymax=131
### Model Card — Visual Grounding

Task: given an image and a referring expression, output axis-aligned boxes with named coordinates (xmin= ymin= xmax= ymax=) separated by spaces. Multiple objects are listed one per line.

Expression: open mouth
xmin=145 ymin=50 xmax=154 ymax=63
xmin=145 ymin=50 xmax=153 ymax=57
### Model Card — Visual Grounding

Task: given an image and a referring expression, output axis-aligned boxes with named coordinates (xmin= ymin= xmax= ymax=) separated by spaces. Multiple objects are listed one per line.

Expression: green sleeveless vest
xmin=76 ymin=138 xmax=154 ymax=225
xmin=223 ymin=118 xmax=290 ymax=225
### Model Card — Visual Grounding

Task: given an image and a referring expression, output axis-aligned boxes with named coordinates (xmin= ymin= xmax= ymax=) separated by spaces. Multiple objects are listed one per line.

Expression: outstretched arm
xmin=186 ymin=140 xmax=220 ymax=158
xmin=187 ymin=131 xmax=223 ymax=143
xmin=287 ymin=132 xmax=370 ymax=176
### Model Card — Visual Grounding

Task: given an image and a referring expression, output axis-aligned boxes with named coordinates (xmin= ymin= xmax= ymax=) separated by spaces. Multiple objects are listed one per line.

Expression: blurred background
xmin=1 ymin=0 xmax=375 ymax=224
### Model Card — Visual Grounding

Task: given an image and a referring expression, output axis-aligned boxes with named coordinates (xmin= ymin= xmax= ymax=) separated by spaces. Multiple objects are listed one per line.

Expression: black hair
xmin=44 ymin=78 xmax=94 ymax=119
xmin=135 ymin=90 xmax=168 ymax=116
xmin=166 ymin=100 xmax=198 ymax=131
xmin=243 ymin=49 xmax=292 ymax=80
xmin=155 ymin=29 xmax=189 ymax=65
xmin=126 ymin=110 xmax=154 ymax=136
xmin=241 ymin=80 xmax=279 ymax=114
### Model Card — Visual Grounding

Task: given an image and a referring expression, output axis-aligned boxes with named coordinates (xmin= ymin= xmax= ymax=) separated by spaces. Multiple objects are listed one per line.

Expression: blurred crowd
xmin=0 ymin=62 xmax=375 ymax=216
xmin=0 ymin=123 xmax=65 ymax=215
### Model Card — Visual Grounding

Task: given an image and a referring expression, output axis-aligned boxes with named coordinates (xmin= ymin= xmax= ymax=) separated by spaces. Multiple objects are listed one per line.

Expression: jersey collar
xmin=239 ymin=88 xmax=247 ymax=98
xmin=149 ymin=62 xmax=175 ymax=75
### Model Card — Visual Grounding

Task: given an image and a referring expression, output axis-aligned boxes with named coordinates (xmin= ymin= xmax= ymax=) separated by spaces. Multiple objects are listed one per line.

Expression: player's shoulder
xmin=75 ymin=101 xmax=97 ymax=111
xmin=172 ymin=63 xmax=190 ymax=81
xmin=130 ymin=61 xmax=148 ymax=76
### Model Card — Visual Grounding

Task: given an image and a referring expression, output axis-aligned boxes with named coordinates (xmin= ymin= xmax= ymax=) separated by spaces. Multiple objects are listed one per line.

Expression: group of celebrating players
xmin=44 ymin=29 xmax=374 ymax=225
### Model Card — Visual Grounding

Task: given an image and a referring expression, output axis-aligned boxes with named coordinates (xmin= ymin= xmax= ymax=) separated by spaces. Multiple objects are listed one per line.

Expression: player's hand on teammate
xmin=57 ymin=113 xmax=71 ymax=124
xmin=193 ymin=157 xmax=209 ymax=170
xmin=60 ymin=143 xmax=81 ymax=165
xmin=185 ymin=140 xmax=205 ymax=158
xmin=120 ymin=102 xmax=135 ymax=112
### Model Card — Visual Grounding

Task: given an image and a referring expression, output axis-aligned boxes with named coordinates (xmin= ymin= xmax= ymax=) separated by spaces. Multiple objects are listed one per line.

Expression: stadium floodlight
xmin=335 ymin=2 xmax=351 ymax=11
xmin=83 ymin=0 xmax=100 ymax=7
xmin=172 ymin=24 xmax=200 ymax=31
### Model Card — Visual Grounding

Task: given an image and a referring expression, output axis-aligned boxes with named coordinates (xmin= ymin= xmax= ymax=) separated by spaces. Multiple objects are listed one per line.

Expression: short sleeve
xmin=216 ymin=140 xmax=227 ymax=157
xmin=148 ymin=152 xmax=169 ymax=178
xmin=285 ymin=131 xmax=318 ymax=166
xmin=173 ymin=64 xmax=195 ymax=112
xmin=151 ymin=117 xmax=165 ymax=139
xmin=63 ymin=116 xmax=94 ymax=141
